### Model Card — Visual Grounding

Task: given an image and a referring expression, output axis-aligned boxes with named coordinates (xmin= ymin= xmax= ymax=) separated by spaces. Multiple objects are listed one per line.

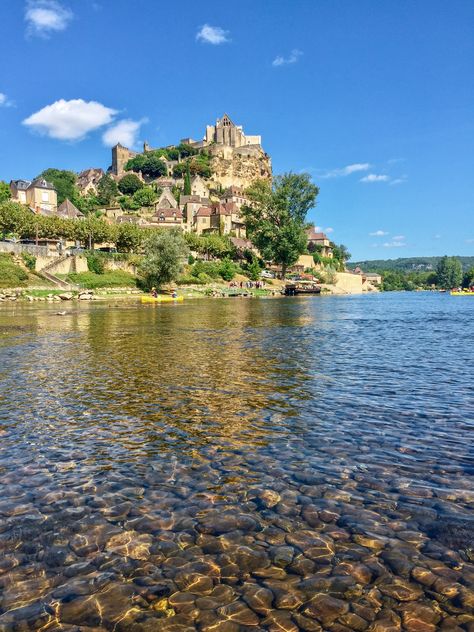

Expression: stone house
xmin=77 ymin=168 xmax=104 ymax=195
xmin=307 ymin=228 xmax=333 ymax=258
xmin=190 ymin=175 xmax=210 ymax=199
xmin=149 ymin=208 xmax=184 ymax=229
xmin=10 ymin=178 xmax=57 ymax=214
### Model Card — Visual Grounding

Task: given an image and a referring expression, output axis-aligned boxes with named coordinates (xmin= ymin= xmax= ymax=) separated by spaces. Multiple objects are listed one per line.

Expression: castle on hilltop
xmin=110 ymin=114 xmax=271 ymax=190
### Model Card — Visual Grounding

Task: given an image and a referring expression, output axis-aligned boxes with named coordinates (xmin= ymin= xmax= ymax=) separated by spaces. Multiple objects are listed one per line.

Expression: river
xmin=0 ymin=293 xmax=473 ymax=631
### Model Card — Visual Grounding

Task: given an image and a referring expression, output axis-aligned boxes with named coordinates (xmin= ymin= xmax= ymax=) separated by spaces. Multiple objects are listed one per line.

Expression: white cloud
xmin=23 ymin=98 xmax=117 ymax=141
xmin=369 ymin=230 xmax=389 ymax=236
xmin=320 ymin=163 xmax=370 ymax=179
xmin=360 ymin=174 xmax=390 ymax=183
xmin=102 ymin=118 xmax=146 ymax=149
xmin=0 ymin=93 xmax=13 ymax=107
xmin=272 ymin=49 xmax=303 ymax=67
xmin=393 ymin=235 xmax=405 ymax=241
xmin=389 ymin=176 xmax=407 ymax=185
xmin=325 ymin=227 xmax=334 ymax=234
xmin=196 ymin=24 xmax=229 ymax=45
xmin=383 ymin=240 xmax=406 ymax=248
xmin=25 ymin=0 xmax=73 ymax=37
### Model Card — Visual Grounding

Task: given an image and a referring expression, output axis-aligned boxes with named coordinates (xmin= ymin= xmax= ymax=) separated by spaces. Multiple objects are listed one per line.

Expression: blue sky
xmin=0 ymin=0 xmax=473 ymax=260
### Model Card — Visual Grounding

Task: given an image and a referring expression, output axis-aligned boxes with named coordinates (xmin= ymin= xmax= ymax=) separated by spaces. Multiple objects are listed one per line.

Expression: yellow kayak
xmin=141 ymin=295 xmax=184 ymax=303
xmin=450 ymin=291 xmax=474 ymax=296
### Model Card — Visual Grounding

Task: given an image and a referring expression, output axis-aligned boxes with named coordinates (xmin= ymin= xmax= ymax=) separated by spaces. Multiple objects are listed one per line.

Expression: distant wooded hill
xmin=349 ymin=256 xmax=474 ymax=272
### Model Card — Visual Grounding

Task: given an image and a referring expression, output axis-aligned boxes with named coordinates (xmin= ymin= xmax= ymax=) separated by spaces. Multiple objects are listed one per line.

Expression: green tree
xmin=133 ymin=186 xmax=157 ymax=207
xmin=38 ymin=168 xmax=79 ymax=205
xmin=115 ymin=223 xmax=143 ymax=252
xmin=242 ymin=173 xmax=319 ymax=278
xmin=118 ymin=173 xmax=144 ymax=195
xmin=436 ymin=256 xmax=463 ymax=289
xmin=245 ymin=255 xmax=262 ymax=281
xmin=218 ymin=257 xmax=236 ymax=281
xmin=183 ymin=163 xmax=191 ymax=195
xmin=126 ymin=153 xmax=168 ymax=179
xmin=0 ymin=181 xmax=11 ymax=203
xmin=139 ymin=229 xmax=189 ymax=288
xmin=462 ymin=267 xmax=474 ymax=288
xmin=75 ymin=191 xmax=100 ymax=215
xmin=331 ymin=243 xmax=351 ymax=271
xmin=97 ymin=175 xmax=118 ymax=206
xmin=73 ymin=216 xmax=113 ymax=249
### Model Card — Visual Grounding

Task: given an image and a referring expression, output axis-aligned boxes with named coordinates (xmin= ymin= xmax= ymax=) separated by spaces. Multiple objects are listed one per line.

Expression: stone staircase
xmin=37 ymin=255 xmax=79 ymax=290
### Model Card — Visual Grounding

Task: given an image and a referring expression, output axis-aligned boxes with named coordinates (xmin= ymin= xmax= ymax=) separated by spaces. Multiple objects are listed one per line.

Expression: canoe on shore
xmin=141 ymin=295 xmax=184 ymax=303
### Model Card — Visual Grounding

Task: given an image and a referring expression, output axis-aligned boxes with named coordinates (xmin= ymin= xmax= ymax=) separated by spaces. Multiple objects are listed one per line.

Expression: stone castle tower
xmin=111 ymin=144 xmax=137 ymax=176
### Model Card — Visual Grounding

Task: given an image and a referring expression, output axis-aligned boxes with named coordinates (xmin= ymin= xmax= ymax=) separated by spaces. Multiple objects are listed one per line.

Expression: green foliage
xmin=176 ymin=143 xmax=198 ymax=158
xmin=436 ymin=256 xmax=463 ymax=289
xmin=0 ymin=181 xmax=11 ymax=203
xmin=184 ymin=232 xmax=234 ymax=259
xmin=133 ymin=186 xmax=157 ymax=207
xmin=125 ymin=153 xmax=168 ymax=178
xmin=67 ymin=271 xmax=136 ymax=289
xmin=245 ymin=255 xmax=262 ymax=281
xmin=21 ymin=252 xmax=36 ymax=271
xmin=330 ymin=243 xmax=351 ymax=271
xmin=97 ymin=175 xmax=118 ymax=206
xmin=380 ymin=270 xmax=436 ymax=291
xmin=118 ymin=195 xmax=141 ymax=211
xmin=86 ymin=252 xmax=105 ymax=275
xmin=115 ymin=223 xmax=143 ymax=252
xmin=76 ymin=191 xmax=100 ymax=215
xmin=176 ymin=273 xmax=208 ymax=285
xmin=218 ymin=257 xmax=237 ymax=281
xmin=188 ymin=254 xmax=195 ymax=265
xmin=350 ymin=256 xmax=474 ymax=273
xmin=184 ymin=163 xmax=191 ymax=195
xmin=0 ymin=254 xmax=29 ymax=287
xmin=118 ymin=173 xmax=144 ymax=195
xmin=139 ymin=229 xmax=189 ymax=288
xmin=242 ymin=173 xmax=319 ymax=278
xmin=38 ymin=168 xmax=79 ymax=205
xmin=191 ymin=260 xmax=221 ymax=279
xmin=462 ymin=267 xmax=474 ymax=288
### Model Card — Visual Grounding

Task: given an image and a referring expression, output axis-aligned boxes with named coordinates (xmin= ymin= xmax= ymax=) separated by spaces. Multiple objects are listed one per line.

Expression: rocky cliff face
xmin=209 ymin=150 xmax=272 ymax=190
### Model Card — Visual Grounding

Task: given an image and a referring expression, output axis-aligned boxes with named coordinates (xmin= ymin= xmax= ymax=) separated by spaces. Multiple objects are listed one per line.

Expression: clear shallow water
xmin=0 ymin=293 xmax=473 ymax=631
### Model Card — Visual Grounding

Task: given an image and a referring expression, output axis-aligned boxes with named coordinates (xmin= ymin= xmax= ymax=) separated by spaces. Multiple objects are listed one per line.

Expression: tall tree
xmin=97 ymin=175 xmax=119 ymax=206
xmin=38 ymin=169 xmax=79 ymax=205
xmin=0 ymin=181 xmax=11 ymax=203
xmin=183 ymin=163 xmax=191 ymax=195
xmin=436 ymin=256 xmax=463 ymax=289
xmin=242 ymin=173 xmax=319 ymax=278
xmin=118 ymin=173 xmax=144 ymax=195
xmin=139 ymin=229 xmax=189 ymax=288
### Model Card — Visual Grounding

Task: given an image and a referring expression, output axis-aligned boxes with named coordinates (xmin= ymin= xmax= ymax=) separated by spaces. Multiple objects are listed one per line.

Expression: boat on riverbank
xmin=284 ymin=281 xmax=321 ymax=296
xmin=141 ymin=295 xmax=184 ymax=303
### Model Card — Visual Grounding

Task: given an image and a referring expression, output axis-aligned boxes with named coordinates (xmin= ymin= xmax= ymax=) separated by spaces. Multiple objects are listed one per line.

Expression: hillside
xmin=349 ymin=256 xmax=474 ymax=273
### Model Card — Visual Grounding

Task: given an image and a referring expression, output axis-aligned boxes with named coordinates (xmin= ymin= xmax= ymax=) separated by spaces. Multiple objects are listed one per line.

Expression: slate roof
xmin=57 ymin=199 xmax=84 ymax=219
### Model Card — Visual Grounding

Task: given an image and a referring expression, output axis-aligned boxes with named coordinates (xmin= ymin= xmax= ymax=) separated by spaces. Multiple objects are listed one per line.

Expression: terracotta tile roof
xmin=307 ymin=230 xmax=328 ymax=241
xmin=196 ymin=206 xmax=212 ymax=217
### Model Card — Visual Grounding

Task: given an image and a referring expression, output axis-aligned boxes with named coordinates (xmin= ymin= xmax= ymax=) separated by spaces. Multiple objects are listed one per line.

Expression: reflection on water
xmin=0 ymin=294 xmax=473 ymax=631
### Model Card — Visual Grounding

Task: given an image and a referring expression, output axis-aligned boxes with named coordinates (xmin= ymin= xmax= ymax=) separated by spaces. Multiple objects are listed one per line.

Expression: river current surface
xmin=0 ymin=293 xmax=473 ymax=632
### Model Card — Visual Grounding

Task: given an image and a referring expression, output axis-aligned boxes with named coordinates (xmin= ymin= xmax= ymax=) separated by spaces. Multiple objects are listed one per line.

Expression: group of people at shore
xmin=229 ymin=280 xmax=266 ymax=289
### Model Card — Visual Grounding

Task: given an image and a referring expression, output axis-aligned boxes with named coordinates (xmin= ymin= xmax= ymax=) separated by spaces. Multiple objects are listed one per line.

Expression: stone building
xmin=307 ymin=227 xmax=333 ymax=258
xmin=10 ymin=178 xmax=57 ymax=214
xmin=77 ymin=168 xmax=104 ymax=195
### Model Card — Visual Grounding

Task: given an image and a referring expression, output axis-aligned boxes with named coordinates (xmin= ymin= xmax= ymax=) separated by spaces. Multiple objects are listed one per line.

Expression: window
xmin=42 ymin=191 xmax=49 ymax=202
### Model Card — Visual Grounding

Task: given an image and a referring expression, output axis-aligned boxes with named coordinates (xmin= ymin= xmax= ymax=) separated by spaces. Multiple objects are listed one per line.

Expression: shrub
xmin=191 ymin=260 xmax=221 ymax=279
xmin=0 ymin=254 xmax=29 ymax=287
xmin=22 ymin=252 xmax=36 ymax=271
xmin=86 ymin=253 xmax=105 ymax=275
xmin=176 ymin=274 xmax=207 ymax=285
xmin=218 ymin=257 xmax=237 ymax=281
xmin=118 ymin=173 xmax=144 ymax=195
